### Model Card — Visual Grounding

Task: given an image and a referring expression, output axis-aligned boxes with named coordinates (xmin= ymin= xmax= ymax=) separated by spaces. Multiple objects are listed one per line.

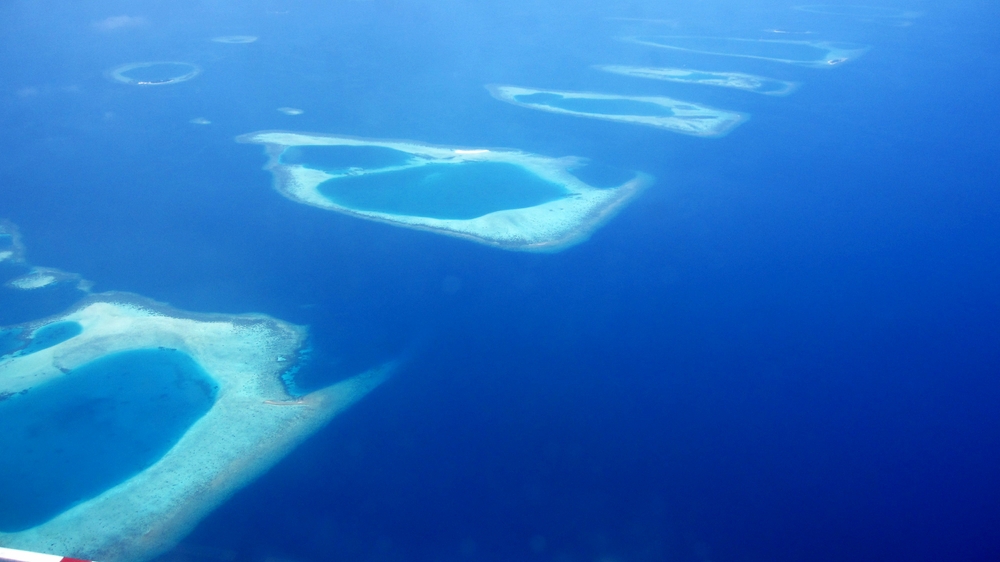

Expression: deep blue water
xmin=1 ymin=1 xmax=999 ymax=561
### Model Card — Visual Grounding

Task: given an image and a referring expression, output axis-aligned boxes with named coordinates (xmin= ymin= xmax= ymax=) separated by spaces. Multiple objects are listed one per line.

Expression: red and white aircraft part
xmin=0 ymin=547 xmax=91 ymax=562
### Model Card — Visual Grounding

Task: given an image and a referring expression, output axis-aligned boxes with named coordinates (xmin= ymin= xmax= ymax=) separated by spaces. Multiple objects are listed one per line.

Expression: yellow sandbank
xmin=0 ymin=293 xmax=392 ymax=562
xmin=237 ymin=131 xmax=652 ymax=252
xmin=486 ymin=85 xmax=745 ymax=137
xmin=595 ymin=65 xmax=799 ymax=96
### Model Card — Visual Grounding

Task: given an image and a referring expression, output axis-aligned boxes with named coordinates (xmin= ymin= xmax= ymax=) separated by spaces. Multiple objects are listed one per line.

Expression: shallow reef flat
xmin=595 ymin=65 xmax=799 ymax=96
xmin=0 ymin=293 xmax=392 ymax=562
xmin=487 ymin=85 xmax=745 ymax=136
xmin=238 ymin=131 xmax=653 ymax=252
xmin=625 ymin=36 xmax=869 ymax=67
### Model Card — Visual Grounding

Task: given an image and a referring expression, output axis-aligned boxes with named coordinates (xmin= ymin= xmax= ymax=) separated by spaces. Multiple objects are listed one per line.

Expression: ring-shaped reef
xmin=211 ymin=35 xmax=258 ymax=43
xmin=487 ymin=85 xmax=746 ymax=136
xmin=237 ymin=131 xmax=653 ymax=252
xmin=595 ymin=65 xmax=799 ymax=96
xmin=107 ymin=62 xmax=201 ymax=86
xmin=0 ymin=292 xmax=394 ymax=562
xmin=625 ymin=36 xmax=869 ymax=67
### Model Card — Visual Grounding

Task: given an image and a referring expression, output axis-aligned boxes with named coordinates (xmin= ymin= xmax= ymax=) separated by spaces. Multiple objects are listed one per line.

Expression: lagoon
xmin=0 ymin=348 xmax=217 ymax=531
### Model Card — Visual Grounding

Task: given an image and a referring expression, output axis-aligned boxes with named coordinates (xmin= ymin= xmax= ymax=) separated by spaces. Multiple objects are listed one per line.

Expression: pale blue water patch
xmin=0 ymin=348 xmax=218 ymax=532
xmin=19 ymin=320 xmax=82 ymax=355
xmin=754 ymin=81 xmax=793 ymax=95
xmin=514 ymin=93 xmax=675 ymax=117
xmin=317 ymin=161 xmax=569 ymax=219
xmin=636 ymin=36 xmax=829 ymax=61
xmin=281 ymin=145 xmax=415 ymax=172
xmin=794 ymin=5 xmax=918 ymax=18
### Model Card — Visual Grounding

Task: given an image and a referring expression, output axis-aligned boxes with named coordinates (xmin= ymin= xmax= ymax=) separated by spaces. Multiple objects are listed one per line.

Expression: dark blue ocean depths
xmin=1 ymin=0 xmax=999 ymax=561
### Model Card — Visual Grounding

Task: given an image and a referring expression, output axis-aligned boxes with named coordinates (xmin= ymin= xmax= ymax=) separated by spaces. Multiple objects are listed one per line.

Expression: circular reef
xmin=107 ymin=62 xmax=201 ymax=86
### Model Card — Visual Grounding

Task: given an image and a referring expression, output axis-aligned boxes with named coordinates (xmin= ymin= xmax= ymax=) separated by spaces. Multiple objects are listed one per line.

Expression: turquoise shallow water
xmin=281 ymin=145 xmax=415 ymax=172
xmin=318 ymin=161 xmax=569 ymax=219
xmin=0 ymin=348 xmax=217 ymax=531
xmin=513 ymin=93 xmax=675 ymax=117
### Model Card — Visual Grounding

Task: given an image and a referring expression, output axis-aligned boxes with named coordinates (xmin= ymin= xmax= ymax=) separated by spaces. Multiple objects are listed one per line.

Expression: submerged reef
xmin=106 ymin=62 xmax=201 ymax=86
xmin=487 ymin=85 xmax=746 ymax=136
xmin=793 ymin=5 xmax=923 ymax=20
xmin=595 ymin=65 xmax=799 ymax=96
xmin=0 ymin=221 xmax=92 ymax=296
xmin=0 ymin=221 xmax=25 ymax=264
xmin=0 ymin=293 xmax=392 ymax=562
xmin=211 ymin=35 xmax=258 ymax=43
xmin=5 ymin=267 xmax=87 ymax=291
xmin=238 ymin=131 xmax=652 ymax=252
xmin=625 ymin=36 xmax=869 ymax=67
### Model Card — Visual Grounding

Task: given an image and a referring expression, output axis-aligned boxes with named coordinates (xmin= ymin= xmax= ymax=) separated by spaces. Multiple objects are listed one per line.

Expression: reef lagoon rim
xmin=106 ymin=62 xmax=201 ymax=86
xmin=625 ymin=36 xmax=869 ymax=68
xmin=487 ymin=85 xmax=746 ymax=136
xmin=0 ymin=293 xmax=393 ymax=562
xmin=238 ymin=131 xmax=653 ymax=252
xmin=595 ymin=65 xmax=799 ymax=96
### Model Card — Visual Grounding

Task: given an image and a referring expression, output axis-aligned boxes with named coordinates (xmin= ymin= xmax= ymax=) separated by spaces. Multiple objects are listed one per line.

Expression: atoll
xmin=0 ymin=293 xmax=392 ymax=562
xmin=487 ymin=85 xmax=746 ymax=136
xmin=238 ymin=131 xmax=652 ymax=252
xmin=107 ymin=62 xmax=201 ymax=86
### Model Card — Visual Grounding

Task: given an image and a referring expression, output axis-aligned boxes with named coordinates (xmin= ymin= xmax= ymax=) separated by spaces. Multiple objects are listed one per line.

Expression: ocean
xmin=1 ymin=1 xmax=999 ymax=561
